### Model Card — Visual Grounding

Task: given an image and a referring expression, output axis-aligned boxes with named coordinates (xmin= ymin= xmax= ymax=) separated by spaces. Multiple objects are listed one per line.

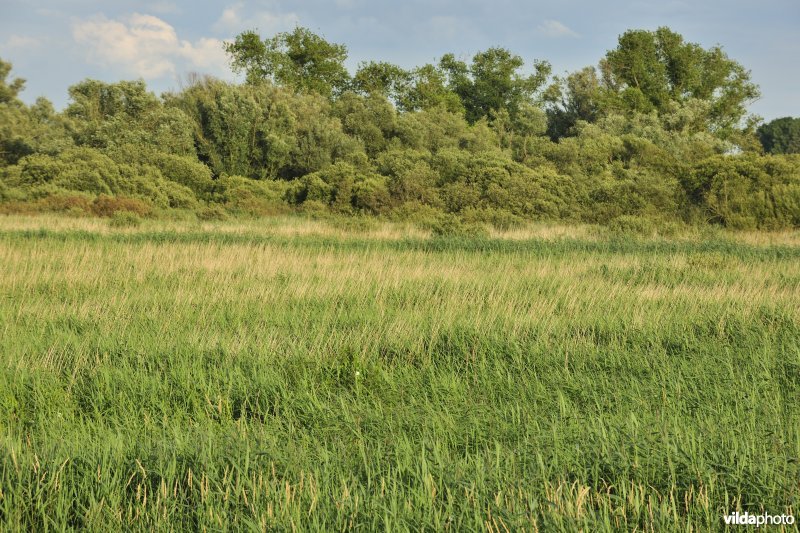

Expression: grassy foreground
xmin=0 ymin=216 xmax=798 ymax=531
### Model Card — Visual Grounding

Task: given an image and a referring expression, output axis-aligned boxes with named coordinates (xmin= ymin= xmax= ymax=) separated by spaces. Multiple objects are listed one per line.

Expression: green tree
xmin=352 ymin=61 xmax=410 ymax=102
xmin=0 ymin=58 xmax=30 ymax=167
xmin=545 ymin=67 xmax=602 ymax=139
xmin=332 ymin=92 xmax=398 ymax=157
xmin=168 ymin=77 xmax=361 ymax=180
xmin=439 ymin=48 xmax=551 ymax=124
xmin=225 ymin=27 xmax=351 ymax=98
xmin=0 ymin=58 xmax=25 ymax=106
xmin=397 ymin=64 xmax=463 ymax=114
xmin=687 ymin=154 xmax=800 ymax=229
xmin=757 ymin=117 xmax=800 ymax=154
xmin=0 ymin=58 xmax=72 ymax=166
xmin=165 ymin=77 xmax=296 ymax=179
xmin=64 ymin=79 xmax=197 ymax=163
xmin=600 ymin=27 xmax=759 ymax=136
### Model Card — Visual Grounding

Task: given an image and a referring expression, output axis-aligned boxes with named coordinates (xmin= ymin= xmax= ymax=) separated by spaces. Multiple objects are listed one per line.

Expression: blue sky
xmin=1 ymin=0 xmax=798 ymax=120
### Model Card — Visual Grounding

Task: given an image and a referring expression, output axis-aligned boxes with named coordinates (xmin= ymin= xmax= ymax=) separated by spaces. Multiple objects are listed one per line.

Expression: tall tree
xmin=757 ymin=117 xmax=800 ymax=154
xmin=439 ymin=48 xmax=551 ymax=124
xmin=225 ymin=27 xmax=351 ymax=99
xmin=600 ymin=27 xmax=759 ymax=135
xmin=352 ymin=61 xmax=410 ymax=103
xmin=397 ymin=64 xmax=464 ymax=114
xmin=0 ymin=58 xmax=25 ymax=106
xmin=0 ymin=58 xmax=71 ymax=166
xmin=544 ymin=66 xmax=603 ymax=139
xmin=64 ymin=79 xmax=194 ymax=155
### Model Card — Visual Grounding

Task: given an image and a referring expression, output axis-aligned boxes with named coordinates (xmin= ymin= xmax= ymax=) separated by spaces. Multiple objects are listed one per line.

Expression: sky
xmin=1 ymin=0 xmax=798 ymax=121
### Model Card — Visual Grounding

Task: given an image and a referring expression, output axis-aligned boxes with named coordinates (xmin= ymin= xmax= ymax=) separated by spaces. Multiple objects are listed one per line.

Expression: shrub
xmin=108 ymin=211 xmax=142 ymax=228
xmin=196 ymin=205 xmax=229 ymax=221
xmin=287 ymin=162 xmax=390 ymax=215
xmin=298 ymin=200 xmax=329 ymax=217
xmin=351 ymin=176 xmax=391 ymax=214
xmin=232 ymin=197 xmax=291 ymax=217
xmin=289 ymin=174 xmax=332 ymax=205
xmin=389 ymin=201 xmax=445 ymax=227
xmin=219 ymin=176 xmax=291 ymax=216
xmin=426 ymin=212 xmax=488 ymax=238
xmin=92 ymin=195 xmax=153 ymax=217
xmin=607 ymin=215 xmax=657 ymax=236
xmin=2 ymin=148 xmax=197 ymax=210
xmin=160 ymin=180 xmax=200 ymax=210
xmin=38 ymin=193 xmax=94 ymax=216
xmin=29 ymin=148 xmax=122 ymax=195
xmin=461 ymin=207 xmax=524 ymax=230
xmin=688 ymin=154 xmax=800 ymax=229
xmin=110 ymin=145 xmax=215 ymax=198
xmin=328 ymin=215 xmax=380 ymax=232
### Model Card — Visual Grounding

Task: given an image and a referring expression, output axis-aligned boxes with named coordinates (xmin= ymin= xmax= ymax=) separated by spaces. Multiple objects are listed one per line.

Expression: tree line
xmin=1 ymin=27 xmax=799 ymax=231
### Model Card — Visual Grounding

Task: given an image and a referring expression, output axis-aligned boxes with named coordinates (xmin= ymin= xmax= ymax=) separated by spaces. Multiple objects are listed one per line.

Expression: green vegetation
xmin=0 ymin=216 xmax=798 ymax=530
xmin=758 ymin=117 xmax=800 ymax=155
xmin=1 ymin=23 xmax=799 ymax=530
xmin=1 ymin=27 xmax=799 ymax=231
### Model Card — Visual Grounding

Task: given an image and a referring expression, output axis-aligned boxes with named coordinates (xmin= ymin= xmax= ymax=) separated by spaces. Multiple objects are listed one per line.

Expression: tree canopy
xmin=440 ymin=48 xmax=551 ymax=124
xmin=599 ymin=27 xmax=759 ymax=136
xmin=2 ymin=27 xmax=798 ymax=232
xmin=225 ymin=27 xmax=351 ymax=98
xmin=758 ymin=117 xmax=800 ymax=154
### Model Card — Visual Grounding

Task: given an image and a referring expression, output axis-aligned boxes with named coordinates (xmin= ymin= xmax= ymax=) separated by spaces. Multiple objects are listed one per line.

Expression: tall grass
xmin=0 ymin=215 xmax=798 ymax=530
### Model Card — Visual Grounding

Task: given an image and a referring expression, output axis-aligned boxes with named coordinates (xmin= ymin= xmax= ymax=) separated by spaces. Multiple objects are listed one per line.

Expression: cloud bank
xmin=72 ymin=13 xmax=229 ymax=79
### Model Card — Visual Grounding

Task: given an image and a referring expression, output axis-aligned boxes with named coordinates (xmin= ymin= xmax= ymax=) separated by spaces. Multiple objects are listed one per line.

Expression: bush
xmin=328 ymin=215 xmax=380 ymax=232
xmin=688 ymin=154 xmax=800 ymax=229
xmin=232 ymin=197 xmax=291 ymax=217
xmin=0 ymin=191 xmax=93 ymax=216
xmin=607 ymin=215 xmax=657 ymax=236
xmin=196 ymin=205 xmax=229 ymax=221
xmin=298 ymin=200 xmax=329 ymax=217
xmin=2 ymin=148 xmax=198 ymax=210
xmin=389 ymin=201 xmax=444 ymax=226
xmin=425 ymin=212 xmax=489 ymax=238
xmin=287 ymin=162 xmax=391 ymax=215
xmin=108 ymin=211 xmax=142 ymax=228
xmin=461 ymin=207 xmax=524 ymax=230
xmin=37 ymin=193 xmax=94 ymax=215
xmin=351 ymin=176 xmax=391 ymax=214
xmin=218 ymin=176 xmax=291 ymax=216
xmin=288 ymin=174 xmax=333 ymax=205
xmin=110 ymin=145 xmax=215 ymax=199
xmin=92 ymin=195 xmax=153 ymax=217
xmin=160 ymin=180 xmax=200 ymax=210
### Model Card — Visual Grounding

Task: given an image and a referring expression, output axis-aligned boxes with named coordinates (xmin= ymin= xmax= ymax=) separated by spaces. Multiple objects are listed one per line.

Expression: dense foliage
xmin=1 ymin=27 xmax=799 ymax=230
xmin=758 ymin=117 xmax=800 ymax=155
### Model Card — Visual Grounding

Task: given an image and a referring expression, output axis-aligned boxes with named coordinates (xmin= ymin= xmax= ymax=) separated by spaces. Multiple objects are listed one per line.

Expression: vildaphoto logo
xmin=723 ymin=511 xmax=795 ymax=527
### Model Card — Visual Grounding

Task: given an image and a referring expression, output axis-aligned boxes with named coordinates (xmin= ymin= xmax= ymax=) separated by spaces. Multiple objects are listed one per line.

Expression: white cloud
xmin=213 ymin=3 xmax=300 ymax=34
xmin=2 ymin=35 xmax=42 ymax=50
xmin=214 ymin=3 xmax=242 ymax=32
xmin=178 ymin=37 xmax=229 ymax=71
xmin=73 ymin=13 xmax=229 ymax=80
xmin=536 ymin=20 xmax=579 ymax=38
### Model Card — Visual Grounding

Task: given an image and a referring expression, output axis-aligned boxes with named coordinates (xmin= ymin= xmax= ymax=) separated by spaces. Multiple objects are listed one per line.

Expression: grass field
xmin=0 ymin=215 xmax=798 ymax=531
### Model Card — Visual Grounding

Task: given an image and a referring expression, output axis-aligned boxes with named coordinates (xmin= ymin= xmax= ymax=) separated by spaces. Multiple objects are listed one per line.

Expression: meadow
xmin=0 ymin=215 xmax=798 ymax=531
